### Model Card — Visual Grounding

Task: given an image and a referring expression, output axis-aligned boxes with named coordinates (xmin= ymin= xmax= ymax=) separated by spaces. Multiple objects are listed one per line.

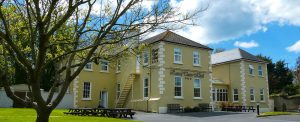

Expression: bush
xmin=193 ymin=106 xmax=200 ymax=112
xmin=184 ymin=106 xmax=193 ymax=113
xmin=283 ymin=84 xmax=300 ymax=96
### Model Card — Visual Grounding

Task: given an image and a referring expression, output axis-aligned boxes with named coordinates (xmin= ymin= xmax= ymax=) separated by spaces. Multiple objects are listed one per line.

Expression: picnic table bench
xmin=167 ymin=104 xmax=183 ymax=113
xmin=64 ymin=108 xmax=135 ymax=119
xmin=198 ymin=103 xmax=212 ymax=112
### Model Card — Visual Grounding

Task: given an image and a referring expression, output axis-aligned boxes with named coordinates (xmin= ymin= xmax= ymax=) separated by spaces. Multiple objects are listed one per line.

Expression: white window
xmin=233 ymin=89 xmax=239 ymax=102
xmin=83 ymin=82 xmax=91 ymax=100
xmin=174 ymin=48 xmax=182 ymax=64
xmin=216 ymin=88 xmax=228 ymax=101
xmin=117 ymin=83 xmax=121 ymax=99
xmin=100 ymin=60 xmax=109 ymax=72
xmin=260 ymin=88 xmax=265 ymax=101
xmin=193 ymin=51 xmax=200 ymax=66
xmin=250 ymin=88 xmax=255 ymax=102
xmin=194 ymin=78 xmax=201 ymax=98
xmin=84 ymin=62 xmax=93 ymax=71
xmin=258 ymin=65 xmax=263 ymax=76
xmin=143 ymin=78 xmax=149 ymax=98
xmin=116 ymin=60 xmax=121 ymax=72
xmin=174 ymin=75 xmax=182 ymax=98
xmin=249 ymin=64 xmax=254 ymax=75
xmin=143 ymin=52 xmax=149 ymax=65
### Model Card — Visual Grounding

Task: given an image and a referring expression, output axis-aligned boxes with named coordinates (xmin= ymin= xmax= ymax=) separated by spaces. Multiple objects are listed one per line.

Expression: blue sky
xmin=209 ymin=24 xmax=300 ymax=68
xmin=145 ymin=0 xmax=300 ymax=68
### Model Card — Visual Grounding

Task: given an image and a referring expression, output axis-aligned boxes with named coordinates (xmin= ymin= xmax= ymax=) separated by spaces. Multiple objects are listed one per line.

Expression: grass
xmin=257 ymin=111 xmax=300 ymax=117
xmin=0 ymin=108 xmax=138 ymax=122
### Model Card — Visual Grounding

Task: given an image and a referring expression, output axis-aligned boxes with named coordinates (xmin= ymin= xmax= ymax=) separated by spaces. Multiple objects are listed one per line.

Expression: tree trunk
xmin=35 ymin=108 xmax=51 ymax=122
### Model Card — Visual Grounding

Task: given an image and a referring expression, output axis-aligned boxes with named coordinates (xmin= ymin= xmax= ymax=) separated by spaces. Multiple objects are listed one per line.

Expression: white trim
xmin=232 ymin=88 xmax=239 ymax=102
xmin=116 ymin=60 xmax=121 ymax=73
xmin=193 ymin=78 xmax=201 ymax=98
xmin=260 ymin=88 xmax=265 ymax=102
xmin=174 ymin=48 xmax=182 ymax=64
xmin=143 ymin=77 xmax=149 ymax=98
xmin=143 ymin=51 xmax=149 ymax=65
xmin=100 ymin=60 xmax=109 ymax=72
xmin=249 ymin=64 xmax=254 ymax=76
xmin=250 ymin=88 xmax=255 ymax=102
xmin=258 ymin=65 xmax=263 ymax=77
xmin=193 ymin=97 xmax=203 ymax=100
xmin=193 ymin=51 xmax=200 ymax=66
xmin=82 ymin=81 xmax=92 ymax=100
xmin=174 ymin=75 xmax=183 ymax=98
xmin=83 ymin=62 xmax=93 ymax=71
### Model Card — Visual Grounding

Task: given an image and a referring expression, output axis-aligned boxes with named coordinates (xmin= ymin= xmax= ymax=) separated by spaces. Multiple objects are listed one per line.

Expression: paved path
xmin=133 ymin=111 xmax=300 ymax=122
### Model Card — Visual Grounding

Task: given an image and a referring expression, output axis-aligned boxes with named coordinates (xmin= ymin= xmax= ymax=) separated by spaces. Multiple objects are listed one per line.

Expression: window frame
xmin=116 ymin=60 xmax=121 ymax=73
xmin=84 ymin=62 xmax=93 ymax=71
xmin=249 ymin=64 xmax=254 ymax=76
xmin=143 ymin=77 xmax=149 ymax=98
xmin=258 ymin=65 xmax=263 ymax=77
xmin=233 ymin=88 xmax=239 ymax=102
xmin=143 ymin=51 xmax=149 ymax=65
xmin=193 ymin=51 xmax=200 ymax=66
xmin=82 ymin=82 xmax=92 ymax=100
xmin=250 ymin=88 xmax=255 ymax=102
xmin=260 ymin=88 xmax=265 ymax=102
xmin=100 ymin=60 xmax=109 ymax=72
xmin=174 ymin=75 xmax=183 ymax=98
xmin=174 ymin=48 xmax=182 ymax=64
xmin=193 ymin=78 xmax=201 ymax=99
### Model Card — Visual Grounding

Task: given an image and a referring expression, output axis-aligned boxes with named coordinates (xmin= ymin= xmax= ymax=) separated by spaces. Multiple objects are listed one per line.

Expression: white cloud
xmin=234 ymin=40 xmax=259 ymax=48
xmin=286 ymin=40 xmax=300 ymax=53
xmin=146 ymin=0 xmax=300 ymax=44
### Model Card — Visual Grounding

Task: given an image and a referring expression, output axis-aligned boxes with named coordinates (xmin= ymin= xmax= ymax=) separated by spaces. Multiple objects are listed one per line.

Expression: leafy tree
xmin=256 ymin=55 xmax=293 ymax=94
xmin=0 ymin=0 xmax=205 ymax=121
xmin=293 ymin=57 xmax=300 ymax=84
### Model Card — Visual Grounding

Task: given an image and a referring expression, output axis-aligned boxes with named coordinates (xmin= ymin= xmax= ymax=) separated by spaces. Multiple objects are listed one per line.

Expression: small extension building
xmin=69 ymin=31 xmax=270 ymax=113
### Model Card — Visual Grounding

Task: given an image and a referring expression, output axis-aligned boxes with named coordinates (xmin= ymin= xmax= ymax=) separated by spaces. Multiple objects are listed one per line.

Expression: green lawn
xmin=0 ymin=108 xmax=137 ymax=122
xmin=257 ymin=111 xmax=300 ymax=117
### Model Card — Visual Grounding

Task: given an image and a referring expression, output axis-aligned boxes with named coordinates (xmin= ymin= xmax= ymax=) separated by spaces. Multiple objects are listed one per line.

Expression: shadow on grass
xmin=166 ymin=111 xmax=248 ymax=118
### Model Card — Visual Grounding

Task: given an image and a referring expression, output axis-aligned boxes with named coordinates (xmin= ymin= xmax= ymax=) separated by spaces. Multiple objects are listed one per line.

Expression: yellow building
xmin=211 ymin=48 xmax=270 ymax=112
xmin=70 ymin=31 xmax=270 ymax=113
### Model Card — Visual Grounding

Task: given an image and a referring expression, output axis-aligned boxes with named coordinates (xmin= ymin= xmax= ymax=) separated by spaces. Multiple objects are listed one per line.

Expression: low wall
xmin=0 ymin=89 xmax=73 ymax=108
xmin=271 ymin=96 xmax=300 ymax=111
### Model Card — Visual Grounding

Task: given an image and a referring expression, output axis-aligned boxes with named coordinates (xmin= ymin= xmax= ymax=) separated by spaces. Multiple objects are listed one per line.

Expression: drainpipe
xmin=147 ymin=46 xmax=152 ymax=113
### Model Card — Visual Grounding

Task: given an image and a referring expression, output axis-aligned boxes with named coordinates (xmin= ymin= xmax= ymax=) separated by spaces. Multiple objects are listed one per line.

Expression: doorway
xmin=100 ymin=91 xmax=108 ymax=108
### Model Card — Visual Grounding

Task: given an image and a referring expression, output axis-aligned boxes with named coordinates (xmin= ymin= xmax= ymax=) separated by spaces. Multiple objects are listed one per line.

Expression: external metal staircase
xmin=115 ymin=73 xmax=138 ymax=108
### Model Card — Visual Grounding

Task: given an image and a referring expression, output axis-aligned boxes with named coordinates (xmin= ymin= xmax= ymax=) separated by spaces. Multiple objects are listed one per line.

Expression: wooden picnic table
xmin=64 ymin=108 xmax=135 ymax=119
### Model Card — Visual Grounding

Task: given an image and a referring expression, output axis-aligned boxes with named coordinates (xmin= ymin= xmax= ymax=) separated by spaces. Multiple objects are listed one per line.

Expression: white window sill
xmin=193 ymin=64 xmax=201 ymax=67
xmin=100 ymin=70 xmax=109 ymax=73
xmin=233 ymin=101 xmax=239 ymax=103
xmin=143 ymin=97 xmax=149 ymax=100
xmin=115 ymin=71 xmax=121 ymax=74
xmin=193 ymin=97 xmax=202 ymax=100
xmin=258 ymin=75 xmax=264 ymax=78
xmin=174 ymin=62 xmax=183 ymax=64
xmin=143 ymin=63 xmax=149 ymax=66
xmin=249 ymin=74 xmax=255 ymax=77
xmin=83 ymin=69 xmax=93 ymax=72
xmin=82 ymin=98 xmax=92 ymax=101
xmin=174 ymin=96 xmax=184 ymax=99
xmin=250 ymin=101 xmax=256 ymax=103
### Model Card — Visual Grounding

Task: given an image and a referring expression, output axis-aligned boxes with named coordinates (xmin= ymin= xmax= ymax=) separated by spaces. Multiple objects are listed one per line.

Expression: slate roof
xmin=211 ymin=48 xmax=267 ymax=65
xmin=141 ymin=30 xmax=212 ymax=50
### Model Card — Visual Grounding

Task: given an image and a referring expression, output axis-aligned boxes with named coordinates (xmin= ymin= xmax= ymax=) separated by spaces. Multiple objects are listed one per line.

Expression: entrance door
xmin=100 ymin=91 xmax=108 ymax=108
